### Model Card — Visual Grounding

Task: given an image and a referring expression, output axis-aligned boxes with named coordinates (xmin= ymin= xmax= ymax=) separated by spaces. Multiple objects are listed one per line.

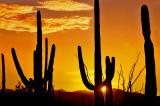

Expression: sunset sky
xmin=0 ymin=0 xmax=160 ymax=95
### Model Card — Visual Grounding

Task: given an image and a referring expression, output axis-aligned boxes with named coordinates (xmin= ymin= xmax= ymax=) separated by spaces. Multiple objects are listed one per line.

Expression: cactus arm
xmin=48 ymin=68 xmax=53 ymax=95
xmin=106 ymin=56 xmax=115 ymax=82
xmin=78 ymin=46 xmax=95 ymax=90
xmin=42 ymin=44 xmax=55 ymax=83
xmin=141 ymin=5 xmax=157 ymax=97
xmin=105 ymin=56 xmax=115 ymax=106
xmin=11 ymin=48 xmax=33 ymax=88
xmin=48 ymin=44 xmax=55 ymax=94
xmin=102 ymin=57 xmax=115 ymax=85
xmin=44 ymin=38 xmax=48 ymax=91
xmin=48 ymin=44 xmax=55 ymax=72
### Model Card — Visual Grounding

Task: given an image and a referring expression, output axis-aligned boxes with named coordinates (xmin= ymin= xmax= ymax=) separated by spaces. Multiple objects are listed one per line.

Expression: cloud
xmin=0 ymin=14 xmax=37 ymax=32
xmin=42 ymin=16 xmax=92 ymax=33
xmin=0 ymin=14 xmax=92 ymax=34
xmin=37 ymin=0 xmax=93 ymax=11
xmin=0 ymin=3 xmax=92 ymax=34
xmin=0 ymin=0 xmax=40 ymax=6
xmin=0 ymin=3 xmax=36 ymax=32
xmin=0 ymin=3 xmax=35 ymax=16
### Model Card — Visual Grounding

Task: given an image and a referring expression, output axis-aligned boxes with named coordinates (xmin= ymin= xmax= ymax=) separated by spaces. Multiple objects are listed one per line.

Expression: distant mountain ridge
xmin=54 ymin=88 xmax=143 ymax=106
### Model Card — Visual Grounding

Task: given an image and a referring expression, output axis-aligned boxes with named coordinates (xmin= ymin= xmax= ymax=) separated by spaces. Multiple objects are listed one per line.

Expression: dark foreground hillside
xmin=0 ymin=89 xmax=160 ymax=106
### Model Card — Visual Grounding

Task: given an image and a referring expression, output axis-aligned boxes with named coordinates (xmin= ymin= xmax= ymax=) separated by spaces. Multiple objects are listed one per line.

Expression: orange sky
xmin=0 ymin=0 xmax=160 ymax=95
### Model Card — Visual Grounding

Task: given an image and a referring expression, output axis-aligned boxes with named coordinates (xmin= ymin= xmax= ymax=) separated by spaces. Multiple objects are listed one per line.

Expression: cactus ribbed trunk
xmin=94 ymin=0 xmax=104 ymax=105
xmin=34 ymin=11 xmax=43 ymax=95
xmin=141 ymin=5 xmax=157 ymax=97
xmin=1 ymin=54 xmax=5 ymax=95
xmin=144 ymin=40 xmax=157 ymax=96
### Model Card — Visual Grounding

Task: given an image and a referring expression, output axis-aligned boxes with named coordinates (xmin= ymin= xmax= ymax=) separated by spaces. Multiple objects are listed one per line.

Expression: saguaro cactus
xmin=1 ymin=54 xmax=5 ymax=95
xmin=141 ymin=5 xmax=157 ymax=97
xmin=105 ymin=56 xmax=115 ymax=106
xmin=78 ymin=0 xmax=115 ymax=105
xmin=11 ymin=11 xmax=55 ymax=96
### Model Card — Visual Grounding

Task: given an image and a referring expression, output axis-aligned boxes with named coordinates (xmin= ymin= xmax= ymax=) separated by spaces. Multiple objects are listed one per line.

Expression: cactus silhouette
xmin=1 ymin=54 xmax=5 ymax=95
xmin=78 ymin=0 xmax=115 ymax=105
xmin=44 ymin=38 xmax=54 ymax=96
xmin=105 ymin=56 xmax=115 ymax=106
xmin=141 ymin=5 xmax=157 ymax=97
xmin=58 ymin=90 xmax=62 ymax=105
xmin=44 ymin=38 xmax=48 ymax=92
xmin=11 ymin=11 xmax=55 ymax=96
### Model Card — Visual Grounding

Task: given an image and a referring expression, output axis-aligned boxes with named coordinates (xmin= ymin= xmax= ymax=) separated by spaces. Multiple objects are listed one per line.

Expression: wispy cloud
xmin=0 ymin=3 xmax=35 ymax=16
xmin=0 ymin=3 xmax=36 ymax=32
xmin=0 ymin=14 xmax=36 ymax=32
xmin=42 ymin=16 xmax=92 ymax=33
xmin=0 ymin=3 xmax=92 ymax=34
xmin=37 ymin=0 xmax=93 ymax=11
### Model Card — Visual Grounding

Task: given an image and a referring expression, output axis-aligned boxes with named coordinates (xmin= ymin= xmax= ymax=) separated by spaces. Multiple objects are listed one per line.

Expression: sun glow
xmin=101 ymin=86 xmax=106 ymax=92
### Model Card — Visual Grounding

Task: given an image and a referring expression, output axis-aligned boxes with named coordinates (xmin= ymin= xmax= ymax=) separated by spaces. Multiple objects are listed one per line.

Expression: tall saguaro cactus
xmin=78 ymin=0 xmax=115 ymax=105
xmin=1 ymin=54 xmax=5 ymax=95
xmin=141 ymin=5 xmax=157 ymax=97
xmin=11 ymin=11 xmax=55 ymax=96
